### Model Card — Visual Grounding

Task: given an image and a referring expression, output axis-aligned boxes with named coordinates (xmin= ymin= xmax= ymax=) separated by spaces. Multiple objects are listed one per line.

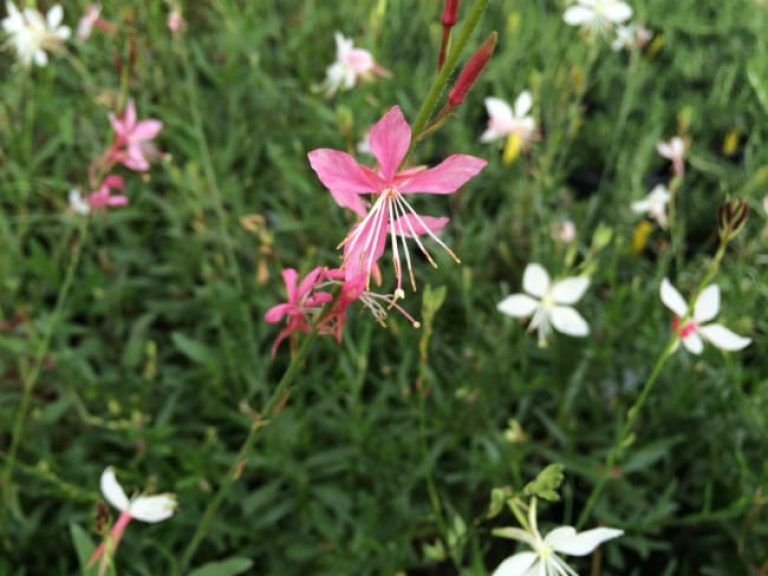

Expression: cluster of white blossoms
xmin=2 ymin=2 xmax=70 ymax=67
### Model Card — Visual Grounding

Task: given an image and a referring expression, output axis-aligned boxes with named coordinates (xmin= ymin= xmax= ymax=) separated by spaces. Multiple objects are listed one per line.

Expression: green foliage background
xmin=0 ymin=0 xmax=767 ymax=574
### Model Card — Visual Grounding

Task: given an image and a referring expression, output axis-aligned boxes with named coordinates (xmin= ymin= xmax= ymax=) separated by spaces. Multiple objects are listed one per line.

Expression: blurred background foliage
xmin=0 ymin=0 xmax=767 ymax=574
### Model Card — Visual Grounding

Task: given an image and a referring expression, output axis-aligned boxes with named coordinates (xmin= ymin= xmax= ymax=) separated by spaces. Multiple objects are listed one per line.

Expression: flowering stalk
xmin=408 ymin=0 xmax=490 ymax=155
xmin=576 ymin=219 xmax=745 ymax=528
xmin=2 ymin=220 xmax=89 ymax=505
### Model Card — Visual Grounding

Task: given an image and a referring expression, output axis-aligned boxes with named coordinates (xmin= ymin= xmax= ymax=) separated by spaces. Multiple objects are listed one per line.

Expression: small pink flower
xmin=308 ymin=105 xmax=487 ymax=292
xmin=657 ymin=136 xmax=686 ymax=177
xmin=167 ymin=8 xmax=184 ymax=34
xmin=69 ymin=176 xmax=128 ymax=215
xmin=264 ymin=268 xmax=334 ymax=356
xmin=107 ymin=99 xmax=163 ymax=172
xmin=317 ymin=268 xmax=420 ymax=342
xmin=89 ymin=468 xmax=176 ymax=576
xmin=89 ymin=175 xmax=129 ymax=210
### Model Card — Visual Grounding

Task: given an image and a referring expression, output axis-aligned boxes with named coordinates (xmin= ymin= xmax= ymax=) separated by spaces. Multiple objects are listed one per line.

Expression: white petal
xmin=631 ymin=199 xmax=650 ymax=213
xmin=514 ymin=91 xmax=533 ymax=119
xmin=657 ymin=142 xmax=673 ymax=158
xmin=100 ymin=467 xmax=130 ymax=512
xmin=660 ymin=278 xmax=688 ymax=317
xmin=693 ymin=284 xmax=720 ymax=323
xmin=682 ymin=332 xmax=704 ymax=355
xmin=699 ymin=324 xmax=751 ymax=351
xmin=492 ymin=552 xmax=539 ymax=576
xmin=34 ymin=49 xmax=48 ymax=67
xmin=551 ymin=277 xmax=590 ymax=305
xmin=128 ymin=494 xmax=177 ymax=523
xmin=545 ymin=526 xmax=624 ymax=556
xmin=498 ymin=294 xmax=540 ymax=318
xmin=563 ymin=6 xmax=595 ymax=25
xmin=550 ymin=306 xmax=590 ymax=337
xmin=604 ymin=3 xmax=632 ymax=24
xmin=480 ymin=127 xmax=504 ymax=143
xmin=523 ymin=263 xmax=550 ymax=298
xmin=46 ymin=4 xmax=63 ymax=27
xmin=485 ymin=97 xmax=514 ymax=124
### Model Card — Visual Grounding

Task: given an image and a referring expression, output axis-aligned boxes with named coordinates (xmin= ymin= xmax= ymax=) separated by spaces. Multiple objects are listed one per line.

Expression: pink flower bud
xmin=447 ymin=32 xmax=497 ymax=107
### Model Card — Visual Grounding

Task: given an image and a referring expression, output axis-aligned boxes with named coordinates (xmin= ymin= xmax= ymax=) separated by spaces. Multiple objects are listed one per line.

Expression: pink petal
xmin=131 ymin=119 xmax=163 ymax=142
xmin=281 ymin=269 xmax=299 ymax=303
xmin=103 ymin=175 xmax=125 ymax=190
xmin=391 ymin=214 xmax=449 ymax=237
xmin=264 ymin=303 xmax=291 ymax=324
xmin=368 ymin=106 xmax=411 ymax=181
xmin=108 ymin=112 xmax=126 ymax=138
xmin=344 ymin=217 xmax=387 ymax=279
xmin=399 ymin=154 xmax=487 ymax=194
xmin=298 ymin=267 xmax=326 ymax=299
xmin=124 ymin=99 xmax=137 ymax=130
xmin=107 ymin=196 xmax=129 ymax=207
xmin=123 ymin=145 xmax=150 ymax=171
xmin=308 ymin=148 xmax=382 ymax=216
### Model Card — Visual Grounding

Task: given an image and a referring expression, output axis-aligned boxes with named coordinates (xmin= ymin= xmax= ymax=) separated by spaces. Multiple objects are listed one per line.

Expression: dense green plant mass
xmin=0 ymin=1 xmax=767 ymax=574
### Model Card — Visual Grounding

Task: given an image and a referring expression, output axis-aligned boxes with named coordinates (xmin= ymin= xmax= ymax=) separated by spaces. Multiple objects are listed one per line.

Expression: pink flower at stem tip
xmin=307 ymin=105 xmax=486 ymax=294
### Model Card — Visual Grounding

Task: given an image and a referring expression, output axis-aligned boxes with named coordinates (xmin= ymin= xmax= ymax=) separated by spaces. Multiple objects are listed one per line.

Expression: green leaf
xmin=69 ymin=523 xmax=115 ymax=576
xmin=171 ymin=331 xmax=217 ymax=366
xmin=187 ymin=558 xmax=254 ymax=576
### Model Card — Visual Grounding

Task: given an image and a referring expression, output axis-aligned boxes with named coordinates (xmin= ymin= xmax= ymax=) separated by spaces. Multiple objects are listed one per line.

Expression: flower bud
xmin=718 ymin=199 xmax=749 ymax=239
xmin=447 ymin=31 xmax=497 ymax=107
xmin=441 ymin=0 xmax=460 ymax=27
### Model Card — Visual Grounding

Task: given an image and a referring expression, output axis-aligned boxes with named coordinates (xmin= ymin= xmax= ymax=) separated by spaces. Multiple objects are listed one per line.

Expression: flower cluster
xmin=266 ymin=105 xmax=486 ymax=354
xmin=70 ymin=99 xmax=163 ymax=216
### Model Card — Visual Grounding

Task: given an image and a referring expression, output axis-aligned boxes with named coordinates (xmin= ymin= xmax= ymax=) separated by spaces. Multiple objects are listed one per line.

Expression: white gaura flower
xmin=481 ymin=91 xmax=536 ymax=145
xmin=89 ymin=467 xmax=177 ymax=575
xmin=657 ymin=136 xmax=686 ymax=177
xmin=631 ymin=184 xmax=671 ymax=228
xmin=563 ymin=0 xmax=633 ymax=33
xmin=2 ymin=2 xmax=71 ymax=67
xmin=611 ymin=22 xmax=652 ymax=51
xmin=493 ymin=499 xmax=624 ymax=576
xmin=497 ymin=263 xmax=590 ymax=345
xmin=68 ymin=188 xmax=91 ymax=215
xmin=660 ymin=278 xmax=751 ymax=355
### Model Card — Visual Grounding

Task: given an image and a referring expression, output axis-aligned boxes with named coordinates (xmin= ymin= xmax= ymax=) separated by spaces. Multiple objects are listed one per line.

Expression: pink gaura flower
xmin=308 ymin=105 xmax=487 ymax=292
xmin=68 ymin=175 xmax=128 ymax=215
xmin=107 ymin=99 xmax=163 ymax=172
xmin=264 ymin=267 xmax=334 ymax=356
xmin=660 ymin=278 xmax=751 ymax=354
xmin=89 ymin=467 xmax=176 ymax=576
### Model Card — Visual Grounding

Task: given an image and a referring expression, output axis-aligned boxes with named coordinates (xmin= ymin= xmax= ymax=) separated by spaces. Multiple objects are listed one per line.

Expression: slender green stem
xmin=577 ymin=235 xmax=731 ymax=528
xmin=178 ymin=329 xmax=319 ymax=572
xmin=407 ymin=0 xmax=490 ymax=153
xmin=2 ymin=220 xmax=89 ymax=505
xmin=577 ymin=334 xmax=676 ymax=528
xmin=177 ymin=36 xmax=259 ymax=387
